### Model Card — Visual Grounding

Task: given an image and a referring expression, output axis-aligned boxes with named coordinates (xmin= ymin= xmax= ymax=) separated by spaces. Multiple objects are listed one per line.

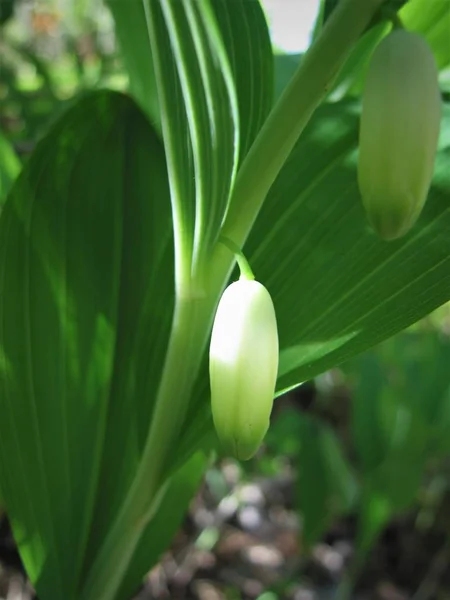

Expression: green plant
xmin=1 ymin=1 xmax=450 ymax=599
xmin=264 ymin=323 xmax=450 ymax=598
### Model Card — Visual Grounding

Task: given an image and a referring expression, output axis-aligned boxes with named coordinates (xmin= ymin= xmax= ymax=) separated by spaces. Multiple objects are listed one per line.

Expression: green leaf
xmin=294 ymin=413 xmax=357 ymax=548
xmin=321 ymin=0 xmax=407 ymax=28
xmin=0 ymin=131 xmax=20 ymax=201
xmin=350 ymin=351 xmax=429 ymax=514
xmin=400 ymin=0 xmax=450 ymax=71
xmin=327 ymin=22 xmax=388 ymax=101
xmin=244 ymin=101 xmax=450 ymax=394
xmin=107 ymin=0 xmax=161 ymax=128
xmin=0 ymin=90 xmax=174 ymax=599
xmin=117 ymin=451 xmax=208 ymax=600
xmin=350 ymin=329 xmax=450 ymax=469
xmin=274 ymin=53 xmax=302 ymax=100
xmin=328 ymin=0 xmax=450 ymax=101
xmin=211 ymin=0 xmax=273 ymax=161
xmin=146 ymin=0 xmax=238 ymax=280
xmin=109 ymin=0 xmax=272 ymax=284
xmin=0 ymin=0 xmax=14 ymax=24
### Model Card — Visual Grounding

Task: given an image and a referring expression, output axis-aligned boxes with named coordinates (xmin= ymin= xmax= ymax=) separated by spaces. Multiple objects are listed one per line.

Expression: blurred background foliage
xmin=2 ymin=1 xmax=450 ymax=599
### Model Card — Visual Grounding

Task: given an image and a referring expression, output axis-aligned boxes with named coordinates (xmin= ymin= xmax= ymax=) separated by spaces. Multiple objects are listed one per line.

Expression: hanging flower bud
xmin=358 ymin=29 xmax=441 ymax=240
xmin=209 ymin=279 xmax=279 ymax=461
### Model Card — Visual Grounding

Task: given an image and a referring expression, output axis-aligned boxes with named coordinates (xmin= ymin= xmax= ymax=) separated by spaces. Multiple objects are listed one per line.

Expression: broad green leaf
xmin=0 ymin=131 xmax=20 ymax=201
xmin=211 ymin=0 xmax=273 ymax=161
xmin=0 ymin=90 xmax=174 ymax=599
xmin=142 ymin=0 xmax=235 ymax=282
xmin=178 ymin=100 xmax=450 ymax=463
xmin=110 ymin=0 xmax=272 ymax=282
xmin=243 ymin=101 xmax=450 ymax=395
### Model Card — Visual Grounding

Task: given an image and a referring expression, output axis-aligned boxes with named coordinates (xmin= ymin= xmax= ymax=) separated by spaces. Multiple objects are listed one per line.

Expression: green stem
xmin=80 ymin=1 xmax=387 ymax=598
xmin=219 ymin=236 xmax=255 ymax=281
xmin=220 ymin=0 xmax=387 ymax=248
xmin=80 ymin=295 xmax=212 ymax=600
xmin=335 ymin=551 xmax=366 ymax=600
xmin=383 ymin=7 xmax=404 ymax=30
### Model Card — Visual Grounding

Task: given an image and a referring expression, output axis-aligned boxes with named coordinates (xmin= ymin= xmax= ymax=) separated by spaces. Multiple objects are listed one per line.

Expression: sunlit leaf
xmin=0 ymin=132 xmax=20 ymax=201
xmin=142 ymin=0 xmax=272 ymax=280
xmin=401 ymin=0 xmax=450 ymax=71
xmin=244 ymin=101 xmax=450 ymax=394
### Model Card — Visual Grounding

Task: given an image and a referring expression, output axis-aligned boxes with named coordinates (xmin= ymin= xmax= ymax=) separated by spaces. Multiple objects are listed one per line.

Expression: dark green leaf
xmin=0 ymin=90 xmax=174 ymax=599
xmin=294 ymin=413 xmax=357 ymax=547
xmin=0 ymin=0 xmax=14 ymax=25
xmin=107 ymin=0 xmax=161 ymax=128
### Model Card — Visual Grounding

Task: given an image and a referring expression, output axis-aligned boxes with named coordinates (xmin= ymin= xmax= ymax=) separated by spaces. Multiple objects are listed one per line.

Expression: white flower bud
xmin=358 ymin=29 xmax=441 ymax=240
xmin=209 ymin=279 xmax=279 ymax=460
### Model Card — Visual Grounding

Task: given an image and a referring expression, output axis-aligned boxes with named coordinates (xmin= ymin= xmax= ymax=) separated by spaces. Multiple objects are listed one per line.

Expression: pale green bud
xmin=209 ymin=279 xmax=279 ymax=461
xmin=358 ymin=29 xmax=441 ymax=240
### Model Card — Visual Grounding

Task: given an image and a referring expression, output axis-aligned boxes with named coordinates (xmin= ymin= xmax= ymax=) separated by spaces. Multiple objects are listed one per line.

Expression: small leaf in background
xmin=320 ymin=0 xmax=408 ymax=29
xmin=351 ymin=349 xmax=429 ymax=510
xmin=0 ymin=132 xmax=20 ymax=201
xmin=293 ymin=413 xmax=357 ymax=548
xmin=107 ymin=0 xmax=161 ymax=129
xmin=0 ymin=0 xmax=14 ymax=25
xmin=346 ymin=331 xmax=450 ymax=560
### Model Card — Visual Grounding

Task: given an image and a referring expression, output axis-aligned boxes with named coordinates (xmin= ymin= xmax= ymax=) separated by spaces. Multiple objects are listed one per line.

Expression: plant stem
xmin=219 ymin=236 xmax=255 ymax=281
xmin=80 ymin=295 xmax=213 ymax=600
xmin=81 ymin=1 xmax=388 ymax=598
xmin=220 ymin=0 xmax=387 ymax=249
xmin=383 ymin=7 xmax=404 ymax=30
xmin=335 ymin=551 xmax=366 ymax=600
